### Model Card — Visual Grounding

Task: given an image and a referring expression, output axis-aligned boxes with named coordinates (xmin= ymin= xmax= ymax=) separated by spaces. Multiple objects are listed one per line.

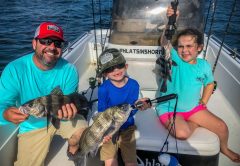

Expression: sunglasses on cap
xmin=104 ymin=63 xmax=126 ymax=73
xmin=36 ymin=38 xmax=64 ymax=48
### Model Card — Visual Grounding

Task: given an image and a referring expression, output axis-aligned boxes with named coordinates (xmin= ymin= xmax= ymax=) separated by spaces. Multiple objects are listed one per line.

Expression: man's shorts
xmin=159 ymin=104 xmax=207 ymax=124
xmin=14 ymin=115 xmax=87 ymax=166
xmin=100 ymin=125 xmax=137 ymax=163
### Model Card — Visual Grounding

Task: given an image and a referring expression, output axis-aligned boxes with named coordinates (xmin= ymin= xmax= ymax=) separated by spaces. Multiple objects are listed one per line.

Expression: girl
xmin=156 ymin=7 xmax=240 ymax=163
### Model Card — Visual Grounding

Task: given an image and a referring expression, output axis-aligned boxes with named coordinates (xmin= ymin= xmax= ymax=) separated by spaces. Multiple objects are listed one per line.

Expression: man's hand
xmin=3 ymin=107 xmax=29 ymax=124
xmin=57 ymin=103 xmax=77 ymax=120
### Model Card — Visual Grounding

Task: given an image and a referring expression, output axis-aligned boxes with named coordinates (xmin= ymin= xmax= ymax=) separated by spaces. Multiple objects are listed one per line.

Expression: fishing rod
xmin=203 ymin=0 xmax=218 ymax=59
xmin=212 ymin=0 xmax=237 ymax=73
xmin=204 ymin=0 xmax=213 ymax=33
xmin=156 ymin=1 xmax=180 ymax=159
xmin=165 ymin=0 xmax=179 ymax=41
xmin=91 ymin=0 xmax=100 ymax=74
xmin=98 ymin=0 xmax=104 ymax=52
xmin=133 ymin=93 xmax=177 ymax=109
xmin=157 ymin=0 xmax=179 ymax=93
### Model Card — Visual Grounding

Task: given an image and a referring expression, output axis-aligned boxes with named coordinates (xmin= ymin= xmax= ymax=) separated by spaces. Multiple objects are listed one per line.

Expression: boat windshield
xmin=109 ymin=0 xmax=205 ymax=46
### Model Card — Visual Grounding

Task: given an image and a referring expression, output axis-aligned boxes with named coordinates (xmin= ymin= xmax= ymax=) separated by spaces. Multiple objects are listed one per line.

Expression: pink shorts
xmin=159 ymin=104 xmax=207 ymax=124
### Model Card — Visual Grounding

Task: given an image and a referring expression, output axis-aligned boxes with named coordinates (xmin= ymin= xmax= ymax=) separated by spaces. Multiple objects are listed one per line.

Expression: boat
xmin=0 ymin=0 xmax=239 ymax=166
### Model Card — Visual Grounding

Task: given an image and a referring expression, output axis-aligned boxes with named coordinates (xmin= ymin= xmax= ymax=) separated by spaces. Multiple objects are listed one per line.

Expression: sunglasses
xmin=104 ymin=63 xmax=126 ymax=73
xmin=37 ymin=38 xmax=64 ymax=48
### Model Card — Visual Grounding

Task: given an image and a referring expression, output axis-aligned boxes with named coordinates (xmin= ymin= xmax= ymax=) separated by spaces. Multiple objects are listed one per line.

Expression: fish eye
xmin=28 ymin=103 xmax=33 ymax=107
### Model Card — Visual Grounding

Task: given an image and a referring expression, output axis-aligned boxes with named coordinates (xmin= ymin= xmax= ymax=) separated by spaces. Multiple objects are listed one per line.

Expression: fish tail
xmin=73 ymin=156 xmax=87 ymax=166
xmin=160 ymin=80 xmax=167 ymax=93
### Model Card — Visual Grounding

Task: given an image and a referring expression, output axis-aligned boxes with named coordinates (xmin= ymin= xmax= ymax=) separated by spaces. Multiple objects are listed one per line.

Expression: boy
xmin=98 ymin=48 xmax=149 ymax=166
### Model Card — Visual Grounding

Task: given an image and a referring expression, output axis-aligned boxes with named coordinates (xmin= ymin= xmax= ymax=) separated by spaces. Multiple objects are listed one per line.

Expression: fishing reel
xmin=165 ymin=0 xmax=179 ymax=41
xmin=133 ymin=94 xmax=177 ymax=109
xmin=89 ymin=77 xmax=97 ymax=89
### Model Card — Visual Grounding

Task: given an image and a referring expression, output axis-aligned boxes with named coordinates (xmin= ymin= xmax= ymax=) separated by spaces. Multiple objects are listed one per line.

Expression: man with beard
xmin=0 ymin=22 xmax=87 ymax=166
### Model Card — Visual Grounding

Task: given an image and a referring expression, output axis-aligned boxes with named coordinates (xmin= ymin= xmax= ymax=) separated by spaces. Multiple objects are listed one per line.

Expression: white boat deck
xmin=1 ymin=31 xmax=239 ymax=166
xmin=46 ymin=57 xmax=240 ymax=166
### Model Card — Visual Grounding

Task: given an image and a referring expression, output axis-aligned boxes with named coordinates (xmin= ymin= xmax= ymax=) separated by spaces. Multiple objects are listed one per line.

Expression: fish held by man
xmin=68 ymin=104 xmax=132 ymax=166
xmin=19 ymin=87 xmax=90 ymax=128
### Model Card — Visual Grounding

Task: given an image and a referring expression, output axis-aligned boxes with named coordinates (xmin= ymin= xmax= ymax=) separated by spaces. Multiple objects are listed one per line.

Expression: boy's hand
xmin=102 ymin=135 xmax=112 ymax=143
xmin=135 ymin=98 xmax=152 ymax=111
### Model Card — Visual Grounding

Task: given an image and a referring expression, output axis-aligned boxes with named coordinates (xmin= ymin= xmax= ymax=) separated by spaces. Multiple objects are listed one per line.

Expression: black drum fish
xmin=19 ymin=86 xmax=90 ymax=128
xmin=68 ymin=104 xmax=132 ymax=166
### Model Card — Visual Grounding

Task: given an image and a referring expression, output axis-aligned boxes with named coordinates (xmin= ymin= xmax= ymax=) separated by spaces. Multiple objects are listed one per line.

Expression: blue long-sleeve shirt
xmin=0 ymin=53 xmax=79 ymax=134
xmin=98 ymin=77 xmax=139 ymax=130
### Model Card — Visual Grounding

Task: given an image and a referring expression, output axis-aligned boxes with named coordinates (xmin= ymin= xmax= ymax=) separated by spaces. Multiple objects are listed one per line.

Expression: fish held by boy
xmin=68 ymin=104 xmax=132 ymax=166
xmin=19 ymin=86 xmax=90 ymax=128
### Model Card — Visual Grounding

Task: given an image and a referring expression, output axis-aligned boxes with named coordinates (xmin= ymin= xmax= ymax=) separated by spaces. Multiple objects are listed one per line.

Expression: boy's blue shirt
xmin=98 ymin=77 xmax=139 ymax=130
xmin=156 ymin=48 xmax=214 ymax=115
xmin=0 ymin=53 xmax=79 ymax=134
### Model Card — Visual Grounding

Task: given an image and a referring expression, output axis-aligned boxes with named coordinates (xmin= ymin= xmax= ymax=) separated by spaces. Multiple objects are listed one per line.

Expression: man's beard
xmin=36 ymin=49 xmax=59 ymax=68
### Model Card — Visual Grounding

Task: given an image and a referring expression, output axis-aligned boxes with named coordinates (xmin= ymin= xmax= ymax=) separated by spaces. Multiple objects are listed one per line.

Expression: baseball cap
xmin=34 ymin=22 xmax=64 ymax=41
xmin=99 ymin=48 xmax=126 ymax=74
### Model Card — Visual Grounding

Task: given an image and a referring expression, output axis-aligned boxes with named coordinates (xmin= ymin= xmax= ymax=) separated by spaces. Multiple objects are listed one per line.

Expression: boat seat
xmin=135 ymin=90 xmax=220 ymax=156
xmin=127 ymin=59 xmax=160 ymax=91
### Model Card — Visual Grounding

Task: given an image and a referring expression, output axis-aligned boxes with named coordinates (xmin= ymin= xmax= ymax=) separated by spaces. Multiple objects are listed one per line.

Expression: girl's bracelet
xmin=198 ymin=99 xmax=206 ymax=106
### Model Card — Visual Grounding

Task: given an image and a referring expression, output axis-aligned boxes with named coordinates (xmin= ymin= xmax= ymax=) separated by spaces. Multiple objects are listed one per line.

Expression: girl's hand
xmin=166 ymin=6 xmax=180 ymax=18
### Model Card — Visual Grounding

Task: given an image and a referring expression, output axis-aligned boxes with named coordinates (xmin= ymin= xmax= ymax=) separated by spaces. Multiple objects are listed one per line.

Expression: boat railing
xmin=209 ymin=35 xmax=240 ymax=63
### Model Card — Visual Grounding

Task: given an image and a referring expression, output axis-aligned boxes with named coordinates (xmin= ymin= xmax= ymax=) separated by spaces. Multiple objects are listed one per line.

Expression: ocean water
xmin=0 ymin=0 xmax=239 ymax=74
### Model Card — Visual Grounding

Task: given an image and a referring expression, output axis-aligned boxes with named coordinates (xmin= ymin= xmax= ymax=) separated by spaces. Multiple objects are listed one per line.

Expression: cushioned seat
xmin=135 ymin=107 xmax=220 ymax=156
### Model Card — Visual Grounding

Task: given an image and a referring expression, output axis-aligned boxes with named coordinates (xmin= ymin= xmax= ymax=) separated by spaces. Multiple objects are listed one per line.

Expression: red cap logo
xmin=34 ymin=22 xmax=64 ymax=41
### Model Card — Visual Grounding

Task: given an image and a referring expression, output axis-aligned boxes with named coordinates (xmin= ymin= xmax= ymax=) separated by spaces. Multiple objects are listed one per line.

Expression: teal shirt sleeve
xmin=202 ymin=61 xmax=214 ymax=86
xmin=0 ymin=63 xmax=20 ymax=125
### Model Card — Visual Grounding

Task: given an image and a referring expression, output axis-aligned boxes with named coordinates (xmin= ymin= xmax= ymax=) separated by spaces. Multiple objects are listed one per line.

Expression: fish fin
xmin=89 ymin=146 xmax=99 ymax=157
xmin=172 ymin=60 xmax=177 ymax=66
xmin=47 ymin=111 xmax=51 ymax=132
xmin=51 ymin=117 xmax=60 ymax=129
xmin=75 ymin=156 xmax=87 ymax=166
xmin=111 ymin=131 xmax=120 ymax=144
xmin=76 ymin=94 xmax=90 ymax=120
xmin=92 ymin=113 xmax=101 ymax=121
xmin=160 ymin=80 xmax=167 ymax=93
xmin=71 ymin=156 xmax=86 ymax=166
xmin=50 ymin=86 xmax=63 ymax=95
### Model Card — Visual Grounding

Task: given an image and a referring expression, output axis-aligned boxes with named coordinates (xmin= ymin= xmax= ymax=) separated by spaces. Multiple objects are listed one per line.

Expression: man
xmin=0 ymin=22 xmax=87 ymax=166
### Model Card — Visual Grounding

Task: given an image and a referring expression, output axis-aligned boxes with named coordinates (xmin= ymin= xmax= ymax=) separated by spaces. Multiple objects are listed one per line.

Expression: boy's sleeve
xmin=98 ymin=86 xmax=108 ymax=112
xmin=130 ymin=81 xmax=140 ymax=116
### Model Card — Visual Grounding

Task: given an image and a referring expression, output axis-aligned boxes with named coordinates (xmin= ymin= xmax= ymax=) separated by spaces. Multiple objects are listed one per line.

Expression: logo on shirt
xmin=196 ymin=74 xmax=207 ymax=83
